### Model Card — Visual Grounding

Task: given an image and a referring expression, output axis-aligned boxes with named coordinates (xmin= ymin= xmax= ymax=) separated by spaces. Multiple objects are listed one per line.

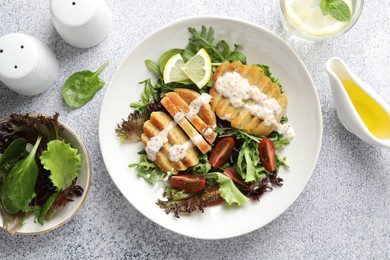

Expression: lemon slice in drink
xmin=181 ymin=48 xmax=212 ymax=89
xmin=284 ymin=0 xmax=352 ymax=36
xmin=163 ymin=53 xmax=189 ymax=84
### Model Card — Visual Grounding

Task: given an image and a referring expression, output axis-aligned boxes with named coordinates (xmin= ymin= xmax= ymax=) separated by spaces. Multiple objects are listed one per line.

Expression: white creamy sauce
xmin=173 ymin=112 xmax=184 ymax=123
xmin=216 ymin=71 xmax=294 ymax=140
xmin=186 ymin=93 xmax=212 ymax=119
xmin=145 ymin=121 xmax=176 ymax=161
xmin=221 ymin=113 xmax=232 ymax=121
xmin=191 ymin=134 xmax=203 ymax=145
xmin=276 ymin=123 xmax=295 ymax=139
xmin=169 ymin=141 xmax=193 ymax=162
xmin=215 ymin=72 xmax=282 ymax=126
xmin=202 ymin=127 xmax=213 ymax=136
xmin=145 ymin=93 xmax=215 ymax=163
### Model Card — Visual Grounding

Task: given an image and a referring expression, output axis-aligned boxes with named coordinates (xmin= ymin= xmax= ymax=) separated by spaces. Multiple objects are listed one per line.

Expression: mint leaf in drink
xmin=320 ymin=0 xmax=352 ymax=22
xmin=320 ymin=0 xmax=331 ymax=15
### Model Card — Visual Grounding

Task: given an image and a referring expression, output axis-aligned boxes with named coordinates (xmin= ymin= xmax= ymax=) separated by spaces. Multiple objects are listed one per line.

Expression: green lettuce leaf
xmin=215 ymin=172 xmax=249 ymax=206
xmin=129 ymin=153 xmax=167 ymax=183
xmin=40 ymin=140 xmax=81 ymax=191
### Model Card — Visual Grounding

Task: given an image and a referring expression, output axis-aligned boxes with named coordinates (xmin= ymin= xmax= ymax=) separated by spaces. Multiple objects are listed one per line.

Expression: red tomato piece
xmin=170 ymin=174 xmax=206 ymax=193
xmin=201 ymin=186 xmax=224 ymax=206
xmin=258 ymin=138 xmax=277 ymax=172
xmin=223 ymin=167 xmax=248 ymax=188
xmin=209 ymin=137 xmax=235 ymax=168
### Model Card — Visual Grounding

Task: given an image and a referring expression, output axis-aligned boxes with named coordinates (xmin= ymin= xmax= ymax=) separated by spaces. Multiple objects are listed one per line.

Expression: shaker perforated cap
xmin=50 ymin=0 xmax=112 ymax=48
xmin=0 ymin=33 xmax=38 ymax=80
xmin=0 ymin=33 xmax=58 ymax=96
xmin=50 ymin=0 xmax=96 ymax=27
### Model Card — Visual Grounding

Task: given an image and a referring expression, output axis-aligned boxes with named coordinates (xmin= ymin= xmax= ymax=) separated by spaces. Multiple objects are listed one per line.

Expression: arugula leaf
xmin=130 ymin=78 xmax=176 ymax=114
xmin=130 ymin=79 xmax=160 ymax=113
xmin=268 ymin=131 xmax=292 ymax=150
xmin=62 ymin=60 xmax=109 ymax=109
xmin=129 ymin=153 xmax=167 ymax=183
xmin=320 ymin=0 xmax=352 ymax=22
xmin=40 ymin=140 xmax=81 ymax=191
xmin=214 ymin=172 xmax=249 ymax=206
xmin=188 ymin=153 xmax=211 ymax=174
xmin=216 ymin=41 xmax=247 ymax=64
xmin=255 ymin=64 xmax=280 ymax=85
xmin=1 ymin=136 xmax=42 ymax=214
xmin=145 ymin=60 xmax=160 ymax=76
xmin=186 ymin=26 xmax=247 ymax=64
xmin=237 ymin=141 xmax=263 ymax=183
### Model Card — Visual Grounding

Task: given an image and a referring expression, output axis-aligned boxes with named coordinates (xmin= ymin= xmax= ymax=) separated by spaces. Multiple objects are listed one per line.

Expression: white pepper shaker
xmin=0 ymin=33 xmax=59 ymax=96
xmin=50 ymin=0 xmax=112 ymax=48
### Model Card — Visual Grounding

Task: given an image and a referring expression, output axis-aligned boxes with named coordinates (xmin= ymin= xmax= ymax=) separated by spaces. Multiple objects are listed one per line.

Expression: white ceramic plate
xmin=0 ymin=116 xmax=92 ymax=234
xmin=99 ymin=16 xmax=322 ymax=239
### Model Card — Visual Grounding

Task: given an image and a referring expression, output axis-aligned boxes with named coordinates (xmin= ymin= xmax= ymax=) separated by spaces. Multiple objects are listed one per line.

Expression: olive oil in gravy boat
xmin=326 ymin=57 xmax=390 ymax=148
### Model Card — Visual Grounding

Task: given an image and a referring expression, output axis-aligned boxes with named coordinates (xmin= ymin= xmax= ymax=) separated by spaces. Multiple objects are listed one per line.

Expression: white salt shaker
xmin=0 ymin=33 xmax=59 ymax=96
xmin=50 ymin=0 xmax=112 ymax=48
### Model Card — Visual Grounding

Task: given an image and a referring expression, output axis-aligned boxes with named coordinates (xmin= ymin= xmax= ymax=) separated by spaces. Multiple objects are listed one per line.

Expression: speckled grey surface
xmin=1 ymin=0 xmax=389 ymax=259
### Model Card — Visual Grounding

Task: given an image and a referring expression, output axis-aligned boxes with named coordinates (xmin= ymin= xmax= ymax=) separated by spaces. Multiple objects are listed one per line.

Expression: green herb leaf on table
xmin=0 ymin=136 xmax=42 ymax=214
xmin=320 ymin=0 xmax=352 ymax=22
xmin=62 ymin=60 xmax=109 ymax=109
xmin=40 ymin=140 xmax=81 ymax=191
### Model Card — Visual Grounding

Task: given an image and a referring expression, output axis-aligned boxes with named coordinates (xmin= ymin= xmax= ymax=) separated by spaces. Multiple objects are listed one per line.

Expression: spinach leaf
xmin=158 ymin=48 xmax=183 ymax=74
xmin=62 ymin=60 xmax=109 ymax=108
xmin=1 ymin=136 xmax=42 ymax=214
xmin=0 ymin=138 xmax=27 ymax=171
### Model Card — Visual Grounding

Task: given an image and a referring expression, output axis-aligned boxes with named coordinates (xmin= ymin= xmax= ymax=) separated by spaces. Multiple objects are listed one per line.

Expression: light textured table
xmin=1 ymin=1 xmax=389 ymax=259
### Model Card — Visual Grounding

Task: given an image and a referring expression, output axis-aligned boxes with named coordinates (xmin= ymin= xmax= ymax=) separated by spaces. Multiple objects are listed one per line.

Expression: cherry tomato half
xmin=170 ymin=174 xmax=206 ymax=193
xmin=201 ymin=186 xmax=224 ymax=206
xmin=258 ymin=138 xmax=276 ymax=173
xmin=209 ymin=137 xmax=235 ymax=168
xmin=223 ymin=167 xmax=248 ymax=188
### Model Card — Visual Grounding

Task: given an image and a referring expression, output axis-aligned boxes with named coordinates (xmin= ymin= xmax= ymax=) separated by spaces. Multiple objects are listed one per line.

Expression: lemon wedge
xmin=163 ymin=53 xmax=188 ymax=84
xmin=181 ymin=48 xmax=212 ymax=89
xmin=163 ymin=48 xmax=212 ymax=88
xmin=284 ymin=0 xmax=352 ymax=36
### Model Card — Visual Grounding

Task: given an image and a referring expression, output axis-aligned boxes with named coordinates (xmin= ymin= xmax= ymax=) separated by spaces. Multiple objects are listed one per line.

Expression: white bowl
xmin=0 ymin=114 xmax=92 ymax=234
xmin=99 ymin=16 xmax=323 ymax=239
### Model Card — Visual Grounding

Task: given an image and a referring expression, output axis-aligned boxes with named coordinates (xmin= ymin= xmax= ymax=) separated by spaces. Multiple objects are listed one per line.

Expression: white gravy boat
xmin=325 ymin=57 xmax=390 ymax=148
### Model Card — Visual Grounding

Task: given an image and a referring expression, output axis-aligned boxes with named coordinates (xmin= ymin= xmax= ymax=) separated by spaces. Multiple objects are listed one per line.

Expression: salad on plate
xmin=116 ymin=26 xmax=294 ymax=217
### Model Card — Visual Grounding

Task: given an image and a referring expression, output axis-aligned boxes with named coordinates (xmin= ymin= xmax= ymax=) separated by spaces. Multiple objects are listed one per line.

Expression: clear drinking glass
xmin=280 ymin=0 xmax=364 ymax=41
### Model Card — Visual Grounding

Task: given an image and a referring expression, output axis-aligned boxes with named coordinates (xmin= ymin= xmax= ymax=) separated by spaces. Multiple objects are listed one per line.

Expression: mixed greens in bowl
xmin=0 ymin=113 xmax=91 ymax=234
